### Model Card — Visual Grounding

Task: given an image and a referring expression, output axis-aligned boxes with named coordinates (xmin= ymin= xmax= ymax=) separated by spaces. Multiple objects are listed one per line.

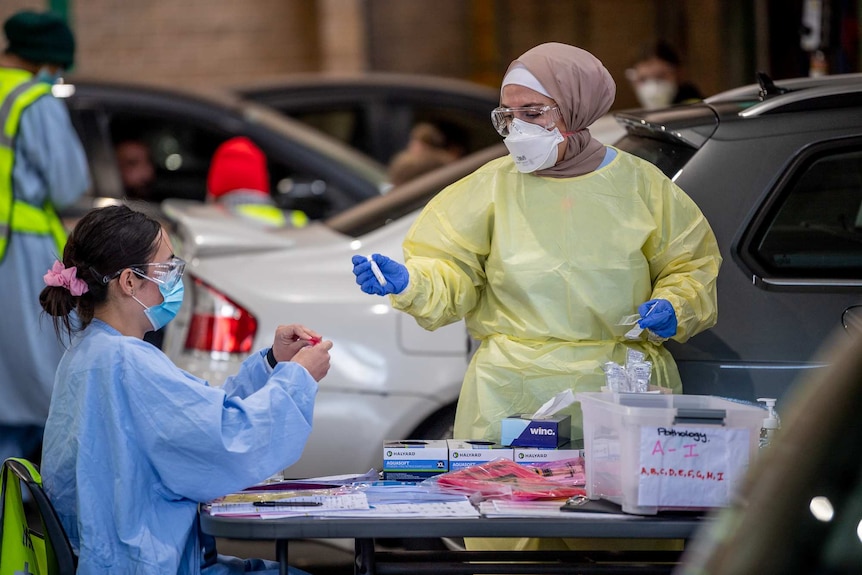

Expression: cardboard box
xmin=500 ymin=414 xmax=571 ymax=448
xmin=382 ymin=440 xmax=448 ymax=481
xmin=446 ymin=440 xmax=513 ymax=471
xmin=512 ymin=444 xmax=584 ymax=466
xmin=577 ymin=392 xmax=764 ymax=515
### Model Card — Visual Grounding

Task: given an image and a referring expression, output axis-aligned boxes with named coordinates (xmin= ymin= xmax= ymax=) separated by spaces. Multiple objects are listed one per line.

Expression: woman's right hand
xmin=290 ymin=340 xmax=333 ymax=382
xmin=351 ymin=254 xmax=409 ymax=295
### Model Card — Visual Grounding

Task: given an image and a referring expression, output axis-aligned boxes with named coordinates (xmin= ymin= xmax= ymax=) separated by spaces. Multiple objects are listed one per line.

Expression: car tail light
xmin=184 ymin=277 xmax=257 ymax=355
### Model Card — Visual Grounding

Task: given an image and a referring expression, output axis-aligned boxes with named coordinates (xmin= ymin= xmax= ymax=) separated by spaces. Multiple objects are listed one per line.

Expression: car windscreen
xmin=614 ymin=134 xmax=697 ymax=179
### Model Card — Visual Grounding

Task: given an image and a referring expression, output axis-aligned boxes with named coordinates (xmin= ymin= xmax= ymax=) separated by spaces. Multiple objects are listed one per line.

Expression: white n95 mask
xmin=635 ymin=79 xmax=676 ymax=109
xmin=503 ymin=118 xmax=564 ymax=173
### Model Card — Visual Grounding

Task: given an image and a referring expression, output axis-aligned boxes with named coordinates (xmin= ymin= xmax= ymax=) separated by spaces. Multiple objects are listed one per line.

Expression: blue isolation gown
xmin=0 ymin=91 xmax=89 ymax=461
xmin=42 ymin=320 xmax=318 ymax=575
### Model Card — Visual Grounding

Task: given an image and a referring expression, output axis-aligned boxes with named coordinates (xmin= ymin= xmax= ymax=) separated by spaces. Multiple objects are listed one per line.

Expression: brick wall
xmin=1 ymin=0 xmax=742 ymax=101
xmin=73 ymin=0 xmax=321 ymax=86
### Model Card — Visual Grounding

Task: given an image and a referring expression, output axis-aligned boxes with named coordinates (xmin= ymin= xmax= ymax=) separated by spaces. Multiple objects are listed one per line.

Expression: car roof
xmin=232 ymin=71 xmax=499 ymax=107
xmin=614 ymin=73 xmax=862 ymax=149
xmin=705 ymin=72 xmax=862 ymax=105
xmin=326 ymin=143 xmax=508 ymax=237
xmin=57 ymin=76 xmax=389 ymax=187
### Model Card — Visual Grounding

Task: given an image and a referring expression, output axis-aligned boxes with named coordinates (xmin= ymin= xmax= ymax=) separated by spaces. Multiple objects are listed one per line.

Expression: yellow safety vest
xmin=234 ymin=203 xmax=309 ymax=228
xmin=0 ymin=68 xmax=67 ymax=262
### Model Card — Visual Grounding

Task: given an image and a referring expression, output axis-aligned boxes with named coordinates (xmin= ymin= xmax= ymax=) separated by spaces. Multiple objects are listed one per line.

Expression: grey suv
xmin=614 ymin=73 xmax=862 ymax=408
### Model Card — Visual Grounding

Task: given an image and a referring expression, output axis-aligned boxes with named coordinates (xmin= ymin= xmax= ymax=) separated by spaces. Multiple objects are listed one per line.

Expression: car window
xmin=290 ymin=108 xmax=367 ymax=154
xmin=105 ymin=111 xmax=356 ymax=219
xmin=119 ymin=115 xmax=215 ymax=202
xmin=614 ymin=134 xmax=697 ymax=179
xmin=238 ymin=81 xmax=500 ymax=165
xmin=748 ymin=147 xmax=862 ymax=279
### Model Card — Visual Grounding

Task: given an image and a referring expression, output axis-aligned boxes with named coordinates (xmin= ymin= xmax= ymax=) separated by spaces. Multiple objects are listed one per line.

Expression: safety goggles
xmin=491 ymin=105 xmax=563 ymax=137
xmin=103 ymin=256 xmax=186 ymax=290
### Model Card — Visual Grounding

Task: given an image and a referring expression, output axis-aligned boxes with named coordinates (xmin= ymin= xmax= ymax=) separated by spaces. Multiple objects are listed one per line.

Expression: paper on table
xmin=479 ymin=500 xmax=632 ymax=519
xmin=530 ymin=389 xmax=576 ymax=419
xmin=478 ymin=500 xmax=567 ymax=517
xmin=209 ymin=493 xmax=369 ymax=517
xmin=299 ymin=469 xmax=380 ymax=484
xmin=329 ymin=500 xmax=480 ymax=518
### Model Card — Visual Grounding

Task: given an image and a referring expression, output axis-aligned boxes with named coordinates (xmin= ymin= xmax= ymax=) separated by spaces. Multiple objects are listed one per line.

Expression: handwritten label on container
xmin=637 ymin=426 xmax=751 ymax=508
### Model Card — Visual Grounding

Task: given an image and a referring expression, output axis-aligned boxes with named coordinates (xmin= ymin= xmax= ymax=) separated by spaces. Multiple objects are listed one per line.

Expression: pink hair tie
xmin=43 ymin=260 xmax=89 ymax=296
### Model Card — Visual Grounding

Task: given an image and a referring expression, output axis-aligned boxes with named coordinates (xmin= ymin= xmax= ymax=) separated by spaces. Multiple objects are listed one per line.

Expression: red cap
xmin=207 ymin=137 xmax=269 ymax=199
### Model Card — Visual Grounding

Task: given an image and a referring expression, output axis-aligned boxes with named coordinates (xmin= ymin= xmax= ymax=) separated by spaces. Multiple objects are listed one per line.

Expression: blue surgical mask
xmin=133 ymin=280 xmax=184 ymax=331
xmin=35 ymin=66 xmax=62 ymax=85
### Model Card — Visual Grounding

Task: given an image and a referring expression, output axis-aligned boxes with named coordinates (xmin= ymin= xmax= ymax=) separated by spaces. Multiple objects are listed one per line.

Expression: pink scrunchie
xmin=43 ymin=260 xmax=89 ymax=296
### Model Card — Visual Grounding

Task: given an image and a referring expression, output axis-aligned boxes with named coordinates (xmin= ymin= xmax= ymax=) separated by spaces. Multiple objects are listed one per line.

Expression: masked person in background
xmin=207 ymin=136 xmax=308 ymax=228
xmin=626 ymin=40 xmax=703 ymax=109
xmin=39 ymin=204 xmax=331 ymax=574
xmin=352 ymin=41 xmax=720 ymax=511
xmin=0 ymin=10 xmax=90 ymax=466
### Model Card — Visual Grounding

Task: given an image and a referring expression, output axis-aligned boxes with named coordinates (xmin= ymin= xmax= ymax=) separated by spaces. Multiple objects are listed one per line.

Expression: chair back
xmin=0 ymin=458 xmax=76 ymax=575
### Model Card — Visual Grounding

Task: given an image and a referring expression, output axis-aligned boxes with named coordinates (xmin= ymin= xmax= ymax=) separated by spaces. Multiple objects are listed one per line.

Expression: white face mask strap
xmin=131 ymin=293 xmax=149 ymax=312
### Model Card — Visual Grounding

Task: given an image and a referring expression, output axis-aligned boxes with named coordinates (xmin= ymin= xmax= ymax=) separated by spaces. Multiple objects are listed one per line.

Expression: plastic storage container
xmin=577 ymin=392 xmax=765 ymax=515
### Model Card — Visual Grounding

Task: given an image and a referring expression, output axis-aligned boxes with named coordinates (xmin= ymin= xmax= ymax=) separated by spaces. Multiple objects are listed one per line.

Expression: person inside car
xmin=39 ymin=204 xmax=330 ymax=574
xmin=114 ymin=135 xmax=157 ymax=201
xmin=207 ymin=136 xmax=308 ymax=228
xmin=387 ymin=122 xmax=467 ymax=186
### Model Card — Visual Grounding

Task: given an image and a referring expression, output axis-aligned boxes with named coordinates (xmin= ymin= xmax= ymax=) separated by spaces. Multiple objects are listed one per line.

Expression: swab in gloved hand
xmin=351 ymin=254 xmax=409 ymax=296
xmin=637 ymin=299 xmax=678 ymax=339
xmin=368 ymin=255 xmax=386 ymax=287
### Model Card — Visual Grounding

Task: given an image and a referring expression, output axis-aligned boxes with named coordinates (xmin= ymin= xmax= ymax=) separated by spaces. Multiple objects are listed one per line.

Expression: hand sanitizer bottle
xmin=757 ymin=398 xmax=780 ymax=448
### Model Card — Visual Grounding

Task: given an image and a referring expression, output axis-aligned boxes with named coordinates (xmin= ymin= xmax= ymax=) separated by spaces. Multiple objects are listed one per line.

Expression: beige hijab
xmin=504 ymin=43 xmax=616 ymax=178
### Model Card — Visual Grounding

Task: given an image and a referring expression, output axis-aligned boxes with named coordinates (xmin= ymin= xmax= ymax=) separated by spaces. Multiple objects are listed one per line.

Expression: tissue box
xmin=382 ymin=440 xmax=449 ymax=481
xmin=447 ymin=440 xmax=513 ymax=471
xmin=501 ymin=414 xmax=572 ymax=448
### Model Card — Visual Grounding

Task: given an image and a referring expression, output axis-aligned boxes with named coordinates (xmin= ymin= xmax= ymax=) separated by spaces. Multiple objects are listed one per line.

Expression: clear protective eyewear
xmin=103 ymin=256 xmax=186 ymax=290
xmin=491 ymin=105 xmax=564 ymax=137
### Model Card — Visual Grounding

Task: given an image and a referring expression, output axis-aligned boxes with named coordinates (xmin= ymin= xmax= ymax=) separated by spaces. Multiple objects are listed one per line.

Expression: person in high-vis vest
xmin=206 ymin=137 xmax=308 ymax=229
xmin=0 ymin=10 xmax=90 ymax=466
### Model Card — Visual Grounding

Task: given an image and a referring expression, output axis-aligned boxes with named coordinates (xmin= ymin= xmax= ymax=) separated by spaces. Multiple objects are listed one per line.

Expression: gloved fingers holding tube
xmin=351 ymin=253 xmax=409 ymax=296
xmin=636 ymin=298 xmax=678 ymax=339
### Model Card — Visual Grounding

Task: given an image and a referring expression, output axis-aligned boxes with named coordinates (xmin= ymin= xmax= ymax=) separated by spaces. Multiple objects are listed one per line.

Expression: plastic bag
xmin=520 ymin=457 xmax=585 ymax=486
xmin=422 ymin=458 xmax=586 ymax=501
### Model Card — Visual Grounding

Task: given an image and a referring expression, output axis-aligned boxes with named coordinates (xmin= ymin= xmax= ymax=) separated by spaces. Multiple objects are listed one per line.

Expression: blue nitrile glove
xmin=351 ymin=254 xmax=409 ymax=296
xmin=637 ymin=299 xmax=678 ymax=338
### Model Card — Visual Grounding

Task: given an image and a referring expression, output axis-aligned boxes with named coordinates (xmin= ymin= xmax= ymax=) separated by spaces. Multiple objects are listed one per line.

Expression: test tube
xmin=368 ymin=255 xmax=387 ymax=286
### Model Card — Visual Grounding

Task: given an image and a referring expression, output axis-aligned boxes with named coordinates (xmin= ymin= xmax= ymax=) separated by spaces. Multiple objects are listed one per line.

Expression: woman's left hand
xmin=271 ymin=324 xmax=323 ymax=362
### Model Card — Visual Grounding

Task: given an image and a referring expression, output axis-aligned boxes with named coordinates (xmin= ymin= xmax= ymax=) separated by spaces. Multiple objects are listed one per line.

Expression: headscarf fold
xmin=503 ymin=43 xmax=616 ymax=178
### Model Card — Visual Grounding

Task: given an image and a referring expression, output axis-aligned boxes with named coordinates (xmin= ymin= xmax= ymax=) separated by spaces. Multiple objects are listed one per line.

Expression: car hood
xmin=161 ymin=199 xmax=345 ymax=257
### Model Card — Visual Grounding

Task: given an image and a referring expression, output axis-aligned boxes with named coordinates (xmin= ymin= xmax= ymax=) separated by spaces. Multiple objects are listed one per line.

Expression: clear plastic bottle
xmin=757 ymin=398 xmax=780 ymax=448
